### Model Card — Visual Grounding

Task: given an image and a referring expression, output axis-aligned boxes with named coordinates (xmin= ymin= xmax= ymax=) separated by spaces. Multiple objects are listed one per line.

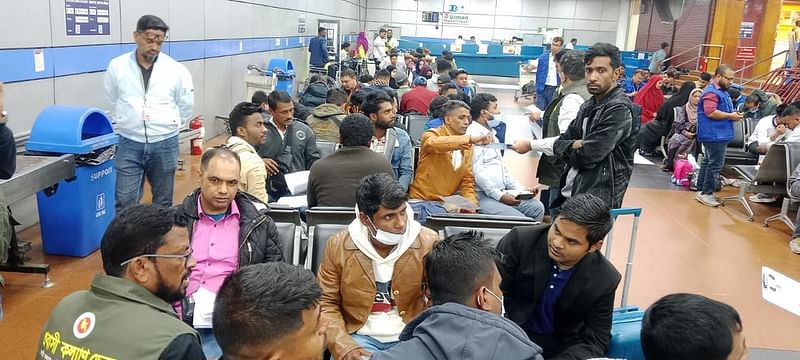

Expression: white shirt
xmin=747 ymin=115 xmax=777 ymax=147
xmin=529 ymin=93 xmax=586 ymax=156
xmin=427 ymin=73 xmax=440 ymax=92
xmin=372 ymin=36 xmax=387 ymax=61
xmin=466 ymin=121 xmax=524 ymax=200
xmin=545 ymin=54 xmax=558 ymax=86
xmin=564 ymin=43 xmax=574 ymax=50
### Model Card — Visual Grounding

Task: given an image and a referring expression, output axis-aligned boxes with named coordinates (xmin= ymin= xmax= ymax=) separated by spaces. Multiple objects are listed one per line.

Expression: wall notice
xmin=65 ymin=0 xmax=110 ymax=36
xmin=442 ymin=12 xmax=469 ymax=26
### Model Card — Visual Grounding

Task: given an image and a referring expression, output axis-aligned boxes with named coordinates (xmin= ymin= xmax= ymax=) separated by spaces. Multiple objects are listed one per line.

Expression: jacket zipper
xmin=241 ymin=216 xmax=268 ymax=265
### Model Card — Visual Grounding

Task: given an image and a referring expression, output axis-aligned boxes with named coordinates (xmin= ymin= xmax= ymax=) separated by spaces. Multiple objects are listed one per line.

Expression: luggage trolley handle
xmin=605 ymin=207 xmax=642 ymax=308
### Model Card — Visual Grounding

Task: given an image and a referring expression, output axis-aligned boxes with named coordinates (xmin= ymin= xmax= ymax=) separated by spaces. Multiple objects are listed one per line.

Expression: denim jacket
xmin=379 ymin=127 xmax=414 ymax=191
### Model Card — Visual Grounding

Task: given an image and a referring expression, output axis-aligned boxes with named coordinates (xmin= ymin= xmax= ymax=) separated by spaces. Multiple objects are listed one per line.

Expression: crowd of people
xmin=0 ymin=14 xmax=756 ymax=360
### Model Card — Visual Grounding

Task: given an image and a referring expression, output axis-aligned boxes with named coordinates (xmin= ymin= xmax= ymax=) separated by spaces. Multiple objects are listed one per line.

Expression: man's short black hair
xmin=451 ymin=69 xmax=468 ymax=79
xmin=350 ymin=90 xmax=367 ymax=108
xmin=136 ymin=15 xmax=169 ymax=33
xmin=359 ymin=74 xmax=374 ymax=83
xmin=267 ymin=90 xmax=293 ymax=110
xmin=362 ymin=91 xmax=393 ymax=118
xmin=356 ymin=173 xmax=408 ymax=218
xmin=429 ymin=96 xmax=450 ymax=118
xmin=557 ymin=193 xmax=613 ymax=245
xmin=469 ymin=93 xmax=497 ymax=120
xmin=340 ymin=68 xmax=357 ymax=80
xmin=213 ymin=262 xmax=322 ymax=356
xmin=642 ymin=293 xmax=742 ymax=360
xmin=439 ymin=83 xmax=457 ymax=95
xmin=318 ymin=27 xmax=326 ymax=34
xmin=560 ymin=50 xmax=586 ymax=82
xmin=201 ymin=146 xmax=241 ymax=171
xmin=745 ymin=93 xmax=760 ymax=105
xmin=727 ymin=87 xmax=741 ymax=102
xmin=700 ymin=72 xmax=712 ymax=81
xmin=585 ymin=42 xmax=621 ymax=70
xmin=443 ymin=100 xmax=470 ymax=118
xmin=375 ymin=69 xmax=391 ymax=80
xmin=660 ymin=42 xmax=670 ymax=49
xmin=341 ymin=42 xmax=350 ymax=50
xmin=339 ymin=114 xmax=374 ymax=147
xmin=436 ymin=58 xmax=453 ymax=73
xmin=101 ymin=205 xmax=188 ymax=276
xmin=229 ymin=102 xmax=263 ymax=135
xmin=571 ymin=38 xmax=577 ymax=42
xmin=379 ymin=28 xmax=387 ymax=33
xmin=251 ymin=90 xmax=268 ymax=106
xmin=554 ymin=49 xmax=568 ymax=65
xmin=326 ymin=88 xmax=348 ymax=106
xmin=448 ymin=92 xmax=470 ymax=104
xmin=424 ymin=231 xmax=498 ymax=305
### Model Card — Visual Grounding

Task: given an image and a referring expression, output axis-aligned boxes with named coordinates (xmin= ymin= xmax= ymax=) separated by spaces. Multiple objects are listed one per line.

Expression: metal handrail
xmin=660 ymin=43 xmax=723 ymax=73
xmin=734 ymin=50 xmax=789 ymax=82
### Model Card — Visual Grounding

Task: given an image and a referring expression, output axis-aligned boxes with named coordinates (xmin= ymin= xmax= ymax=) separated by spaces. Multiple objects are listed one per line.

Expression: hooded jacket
xmin=372 ymin=302 xmax=544 ymax=360
xmin=226 ymin=136 xmax=269 ymax=203
xmin=307 ymin=103 xmax=347 ymax=143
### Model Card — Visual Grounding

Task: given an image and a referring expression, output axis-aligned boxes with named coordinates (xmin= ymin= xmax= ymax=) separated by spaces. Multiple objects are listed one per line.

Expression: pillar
xmin=708 ymin=0 xmax=746 ymax=72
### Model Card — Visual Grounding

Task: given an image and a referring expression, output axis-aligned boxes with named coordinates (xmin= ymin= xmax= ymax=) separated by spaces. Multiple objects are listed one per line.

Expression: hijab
xmin=654 ymin=81 xmax=696 ymax=124
xmin=633 ymin=74 xmax=665 ymax=123
xmin=356 ymin=32 xmax=369 ymax=58
xmin=685 ymin=88 xmax=702 ymax=124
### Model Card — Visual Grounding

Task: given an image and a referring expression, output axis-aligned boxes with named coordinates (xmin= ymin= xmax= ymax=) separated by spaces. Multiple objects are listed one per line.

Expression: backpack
xmin=521 ymin=80 xmax=536 ymax=95
xmin=672 ymin=159 xmax=694 ymax=187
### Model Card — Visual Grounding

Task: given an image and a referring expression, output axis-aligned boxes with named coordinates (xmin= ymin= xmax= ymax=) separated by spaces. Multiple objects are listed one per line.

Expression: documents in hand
xmin=524 ymin=104 xmax=542 ymax=115
xmin=284 ymin=170 xmax=310 ymax=195
xmin=479 ymin=143 xmax=512 ymax=150
xmin=192 ymin=287 xmax=216 ymax=328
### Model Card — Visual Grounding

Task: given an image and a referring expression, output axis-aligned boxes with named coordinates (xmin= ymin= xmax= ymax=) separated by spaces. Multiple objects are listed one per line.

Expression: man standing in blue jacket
xmin=695 ymin=64 xmax=743 ymax=207
xmin=535 ymin=37 xmax=563 ymax=111
xmin=309 ymin=27 xmax=329 ymax=68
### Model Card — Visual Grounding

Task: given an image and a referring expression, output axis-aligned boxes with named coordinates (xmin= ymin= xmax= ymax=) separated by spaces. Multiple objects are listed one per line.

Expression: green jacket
xmin=37 ymin=273 xmax=198 ymax=360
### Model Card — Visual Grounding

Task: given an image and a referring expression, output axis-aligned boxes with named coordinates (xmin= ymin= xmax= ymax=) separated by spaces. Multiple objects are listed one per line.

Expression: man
xmin=253 ymin=90 xmax=320 ymax=200
xmin=564 ymin=38 xmax=577 ymax=50
xmin=552 ymin=42 xmax=639 ymax=209
xmin=174 ymin=147 xmax=283 ymax=357
xmin=319 ymin=173 xmax=438 ymax=360
xmin=105 ymin=15 xmax=194 ymax=211
xmin=745 ymin=104 xmax=788 ymax=156
xmin=395 ymin=72 xmax=411 ymax=98
xmin=309 ymin=27 xmax=328 ymax=68
xmin=37 ymin=205 xmax=202 ymax=359
xmin=660 ymin=71 xmax=679 ymax=96
xmin=697 ymin=71 xmax=712 ymax=89
xmin=409 ymin=101 xmax=492 ymax=209
xmin=340 ymin=69 xmax=363 ymax=112
xmin=0 ymin=82 xmax=13 ymax=181
xmin=307 ymin=88 xmax=349 ymax=143
xmin=427 ymin=58 xmax=453 ymax=91
xmin=641 ymin=293 xmax=747 ymax=360
xmin=535 ymin=37 xmax=563 ymax=110
xmin=512 ymin=50 xmax=591 ymax=218
xmin=372 ymin=231 xmax=544 ymax=360
xmin=468 ymin=93 xmax=545 ymax=220
xmin=307 ymin=114 xmax=393 ymax=207
xmin=649 ymin=42 xmax=669 ymax=74
xmin=372 ymin=28 xmax=388 ymax=65
xmin=496 ymin=193 xmax=621 ymax=359
xmin=226 ymin=102 xmax=269 ymax=203
xmin=363 ymin=91 xmax=414 ymax=191
xmin=621 ymin=68 xmax=647 ymax=98
xmin=386 ymin=29 xmax=399 ymax=54
xmin=439 ymin=83 xmax=458 ymax=97
xmin=213 ymin=262 xmax=328 ymax=360
xmin=788 ymin=160 xmax=800 ymax=254
xmin=695 ymin=64 xmax=744 ymax=207
xmin=381 ymin=52 xmax=406 ymax=74
xmin=452 ymin=69 xmax=473 ymax=100
xmin=454 ymin=35 xmax=465 ymax=45
xmin=400 ymin=76 xmax=438 ymax=115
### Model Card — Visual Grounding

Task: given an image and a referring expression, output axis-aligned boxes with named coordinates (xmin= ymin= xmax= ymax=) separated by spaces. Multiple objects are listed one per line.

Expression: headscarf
xmin=633 ymin=74 xmax=665 ymax=124
xmin=356 ymin=32 xmax=369 ymax=59
xmin=654 ymin=80 xmax=696 ymax=125
xmin=685 ymin=88 xmax=702 ymax=124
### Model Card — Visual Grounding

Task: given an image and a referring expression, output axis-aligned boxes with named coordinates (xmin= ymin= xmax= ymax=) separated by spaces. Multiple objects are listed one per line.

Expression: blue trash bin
xmin=267 ymin=58 xmax=296 ymax=95
xmin=26 ymin=106 xmax=119 ymax=257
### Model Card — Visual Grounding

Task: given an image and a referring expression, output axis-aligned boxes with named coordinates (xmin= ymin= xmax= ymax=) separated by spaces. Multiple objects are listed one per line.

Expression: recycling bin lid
xmin=26 ymin=106 xmax=119 ymax=154
xmin=267 ymin=58 xmax=295 ymax=76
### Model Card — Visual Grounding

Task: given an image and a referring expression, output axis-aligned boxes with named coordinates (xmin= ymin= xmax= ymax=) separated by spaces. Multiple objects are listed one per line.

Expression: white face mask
xmin=484 ymin=288 xmax=506 ymax=317
xmin=367 ymin=217 xmax=405 ymax=246
xmin=487 ymin=112 xmax=502 ymax=128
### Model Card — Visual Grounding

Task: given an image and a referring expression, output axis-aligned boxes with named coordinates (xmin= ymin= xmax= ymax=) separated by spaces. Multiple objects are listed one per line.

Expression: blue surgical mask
xmin=487 ymin=113 xmax=503 ymax=128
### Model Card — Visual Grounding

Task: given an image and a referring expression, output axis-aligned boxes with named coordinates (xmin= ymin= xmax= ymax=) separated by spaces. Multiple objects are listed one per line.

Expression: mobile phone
xmin=515 ymin=192 xmax=534 ymax=200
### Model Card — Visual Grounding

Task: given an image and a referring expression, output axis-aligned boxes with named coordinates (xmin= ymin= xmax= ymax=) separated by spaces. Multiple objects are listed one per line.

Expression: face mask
xmin=367 ymin=217 xmax=405 ymax=246
xmin=487 ymin=113 xmax=502 ymax=128
xmin=483 ymin=288 xmax=506 ymax=317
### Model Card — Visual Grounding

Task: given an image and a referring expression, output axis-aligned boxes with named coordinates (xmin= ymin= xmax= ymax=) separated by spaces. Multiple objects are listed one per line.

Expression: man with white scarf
xmin=319 ymin=173 xmax=438 ymax=360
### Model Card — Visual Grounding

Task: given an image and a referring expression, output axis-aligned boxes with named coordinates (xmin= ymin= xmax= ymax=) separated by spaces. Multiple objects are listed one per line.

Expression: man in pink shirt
xmin=174 ymin=146 xmax=284 ymax=358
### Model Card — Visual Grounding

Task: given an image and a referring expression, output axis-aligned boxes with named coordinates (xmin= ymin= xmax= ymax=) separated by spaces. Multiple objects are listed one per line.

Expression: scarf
xmin=633 ymin=74 xmax=665 ymax=124
xmin=356 ymin=32 xmax=370 ymax=57
xmin=685 ymin=88 xmax=701 ymax=125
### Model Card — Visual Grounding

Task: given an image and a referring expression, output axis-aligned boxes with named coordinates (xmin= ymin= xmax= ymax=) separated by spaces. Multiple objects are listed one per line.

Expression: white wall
xmin=365 ymin=0 xmax=629 ymax=46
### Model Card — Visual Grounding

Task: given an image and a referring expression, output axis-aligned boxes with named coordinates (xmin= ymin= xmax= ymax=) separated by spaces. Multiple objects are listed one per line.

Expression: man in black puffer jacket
xmin=300 ymin=76 xmax=330 ymax=109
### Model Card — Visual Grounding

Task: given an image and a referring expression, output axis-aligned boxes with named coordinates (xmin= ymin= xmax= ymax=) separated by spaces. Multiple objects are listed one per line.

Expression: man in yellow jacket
xmin=226 ymin=102 xmax=269 ymax=203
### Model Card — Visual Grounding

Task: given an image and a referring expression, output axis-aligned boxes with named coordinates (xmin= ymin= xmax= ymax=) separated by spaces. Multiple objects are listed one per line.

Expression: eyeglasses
xmin=120 ymin=248 xmax=193 ymax=267
xmin=137 ymin=31 xmax=167 ymax=45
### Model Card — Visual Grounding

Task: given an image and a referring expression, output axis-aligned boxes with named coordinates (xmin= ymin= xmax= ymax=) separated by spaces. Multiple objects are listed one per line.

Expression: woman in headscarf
xmin=355 ymin=32 xmax=369 ymax=60
xmin=663 ymin=87 xmax=702 ymax=171
xmin=636 ymin=80 xmax=696 ymax=156
xmin=633 ymin=74 xmax=665 ymax=124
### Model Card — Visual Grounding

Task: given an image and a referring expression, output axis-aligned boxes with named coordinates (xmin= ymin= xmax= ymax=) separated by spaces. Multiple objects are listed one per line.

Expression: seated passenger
xmin=696 ymin=71 xmax=711 ymax=89
xmin=395 ymin=72 xmax=411 ymax=98
xmin=776 ymin=103 xmax=800 ymax=142
xmin=362 ymin=91 xmax=414 ymax=191
xmin=307 ymin=88 xmax=349 ymax=143
xmin=439 ymin=83 xmax=458 ymax=97
xmin=349 ymin=90 xmax=367 ymax=114
xmin=636 ymin=81 xmax=696 ymax=156
xmin=372 ymin=69 xmax=394 ymax=92
xmin=226 ymin=102 xmax=269 ymax=203
xmin=621 ymin=68 xmax=646 ymax=98
xmin=409 ymin=101 xmax=492 ymax=214
xmin=496 ymin=193 xmax=621 ymax=359
xmin=663 ymin=88 xmax=702 ymax=172
xmin=467 ymin=93 xmax=544 ymax=220
xmin=319 ymin=174 xmax=438 ymax=360
xmin=789 ymin=162 xmax=800 ymax=254
xmin=340 ymin=69 xmax=363 ymax=113
xmin=745 ymin=104 xmax=788 ymax=156
xmin=307 ymin=114 xmax=393 ymax=207
xmin=452 ymin=69 xmax=473 ymax=100
xmin=641 ymin=293 xmax=747 ymax=360
xmin=423 ymin=96 xmax=450 ymax=130
xmin=174 ymin=147 xmax=283 ymax=357
xmin=253 ymin=90 xmax=320 ymax=200
xmin=37 ymin=205 xmax=203 ymax=359
xmin=373 ymin=231 xmax=544 ymax=360
xmin=214 ymin=262 xmax=328 ymax=360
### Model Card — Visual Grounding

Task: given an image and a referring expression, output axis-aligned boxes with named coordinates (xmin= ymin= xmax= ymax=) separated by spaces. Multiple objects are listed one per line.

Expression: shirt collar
xmin=196 ymin=195 xmax=240 ymax=220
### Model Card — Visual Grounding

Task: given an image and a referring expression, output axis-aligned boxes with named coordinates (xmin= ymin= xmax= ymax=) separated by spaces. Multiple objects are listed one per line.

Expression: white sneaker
xmin=749 ymin=193 xmax=777 ymax=203
xmin=696 ymin=193 xmax=721 ymax=207
xmin=790 ymin=238 xmax=800 ymax=255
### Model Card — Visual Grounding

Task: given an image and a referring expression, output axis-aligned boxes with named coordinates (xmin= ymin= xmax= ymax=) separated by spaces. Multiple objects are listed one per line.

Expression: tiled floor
xmin=2 ymin=84 xmax=799 ymax=357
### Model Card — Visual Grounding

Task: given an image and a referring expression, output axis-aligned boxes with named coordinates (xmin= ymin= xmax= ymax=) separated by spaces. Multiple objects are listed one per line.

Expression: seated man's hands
xmin=528 ymin=111 xmax=542 ymax=122
xmin=469 ymin=133 xmax=493 ymax=145
xmin=499 ymin=193 xmax=521 ymax=206
xmin=510 ymin=139 xmax=532 ymax=154
xmin=263 ymin=158 xmax=280 ymax=176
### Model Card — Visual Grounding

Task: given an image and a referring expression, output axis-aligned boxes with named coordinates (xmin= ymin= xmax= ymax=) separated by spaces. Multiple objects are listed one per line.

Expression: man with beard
xmin=552 ymin=42 xmax=640 ymax=209
xmin=363 ymin=91 xmax=414 ymax=191
xmin=37 ymin=205 xmax=203 ymax=359
xmin=174 ymin=147 xmax=284 ymax=358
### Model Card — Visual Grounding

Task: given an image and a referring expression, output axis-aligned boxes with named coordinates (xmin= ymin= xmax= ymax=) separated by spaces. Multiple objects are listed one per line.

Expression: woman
xmin=633 ymin=74 xmax=665 ymax=124
xmin=636 ymin=80 xmax=696 ymax=156
xmin=355 ymin=32 xmax=369 ymax=60
xmin=663 ymin=88 xmax=702 ymax=171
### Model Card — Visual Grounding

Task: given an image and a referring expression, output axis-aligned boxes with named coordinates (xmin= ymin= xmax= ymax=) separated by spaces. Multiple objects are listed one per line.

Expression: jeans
xmin=198 ymin=328 xmax=222 ymax=359
xmin=697 ymin=141 xmax=728 ymax=195
xmin=409 ymin=201 xmax=447 ymax=224
xmin=548 ymin=187 xmax=562 ymax=219
xmin=536 ymin=85 xmax=558 ymax=111
xmin=115 ymin=135 xmax=179 ymax=211
xmin=479 ymin=194 xmax=545 ymax=221
xmin=352 ymin=334 xmax=399 ymax=353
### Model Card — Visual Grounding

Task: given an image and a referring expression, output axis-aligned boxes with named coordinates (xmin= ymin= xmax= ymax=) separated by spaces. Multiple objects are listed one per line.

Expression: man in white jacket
xmin=104 ymin=15 xmax=194 ymax=211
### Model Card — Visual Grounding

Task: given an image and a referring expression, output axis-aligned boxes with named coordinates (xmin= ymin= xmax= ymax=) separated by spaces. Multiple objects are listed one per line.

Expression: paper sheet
xmin=525 ymin=104 xmax=541 ymax=114
xmin=276 ymin=195 xmax=308 ymax=209
xmin=284 ymin=170 xmax=310 ymax=195
xmin=192 ymin=287 xmax=216 ymax=328
xmin=762 ymin=266 xmax=800 ymax=317
xmin=478 ymin=143 xmax=511 ymax=150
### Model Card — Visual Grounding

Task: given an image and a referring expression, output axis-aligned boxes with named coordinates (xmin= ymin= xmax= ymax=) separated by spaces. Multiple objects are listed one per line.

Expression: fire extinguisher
xmin=190 ymin=116 xmax=204 ymax=155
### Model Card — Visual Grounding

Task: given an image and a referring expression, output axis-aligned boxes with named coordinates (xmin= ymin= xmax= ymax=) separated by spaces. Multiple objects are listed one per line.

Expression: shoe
xmin=790 ymin=238 xmax=800 ymax=254
xmin=696 ymin=193 xmax=721 ymax=207
xmin=749 ymin=193 xmax=777 ymax=203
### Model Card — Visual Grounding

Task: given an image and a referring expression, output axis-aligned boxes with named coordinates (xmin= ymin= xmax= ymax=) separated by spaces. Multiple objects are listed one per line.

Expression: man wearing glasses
xmin=37 ymin=204 xmax=203 ymax=359
xmin=104 ymin=15 xmax=194 ymax=212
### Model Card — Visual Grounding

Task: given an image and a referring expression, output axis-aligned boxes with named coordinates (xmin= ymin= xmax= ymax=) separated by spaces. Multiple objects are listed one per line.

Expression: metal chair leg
xmin=722 ymin=185 xmax=754 ymax=221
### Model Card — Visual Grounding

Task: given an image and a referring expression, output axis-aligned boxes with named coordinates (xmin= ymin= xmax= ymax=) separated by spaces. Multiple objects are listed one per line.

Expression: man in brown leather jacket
xmin=318 ymin=173 xmax=438 ymax=360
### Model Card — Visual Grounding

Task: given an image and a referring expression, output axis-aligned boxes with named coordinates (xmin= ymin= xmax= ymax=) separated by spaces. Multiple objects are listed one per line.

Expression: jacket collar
xmin=227 ymin=136 xmax=258 ymax=155
xmin=561 ymin=78 xmax=589 ymax=97
xmin=90 ymin=273 xmax=178 ymax=317
xmin=180 ymin=190 xmax=266 ymax=224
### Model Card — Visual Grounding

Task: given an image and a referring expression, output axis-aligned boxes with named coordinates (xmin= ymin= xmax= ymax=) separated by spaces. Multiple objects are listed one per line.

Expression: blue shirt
xmin=524 ymin=263 xmax=576 ymax=335
xmin=621 ymin=78 xmax=644 ymax=98
xmin=308 ymin=36 xmax=328 ymax=66
xmin=425 ymin=117 xmax=505 ymax=142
